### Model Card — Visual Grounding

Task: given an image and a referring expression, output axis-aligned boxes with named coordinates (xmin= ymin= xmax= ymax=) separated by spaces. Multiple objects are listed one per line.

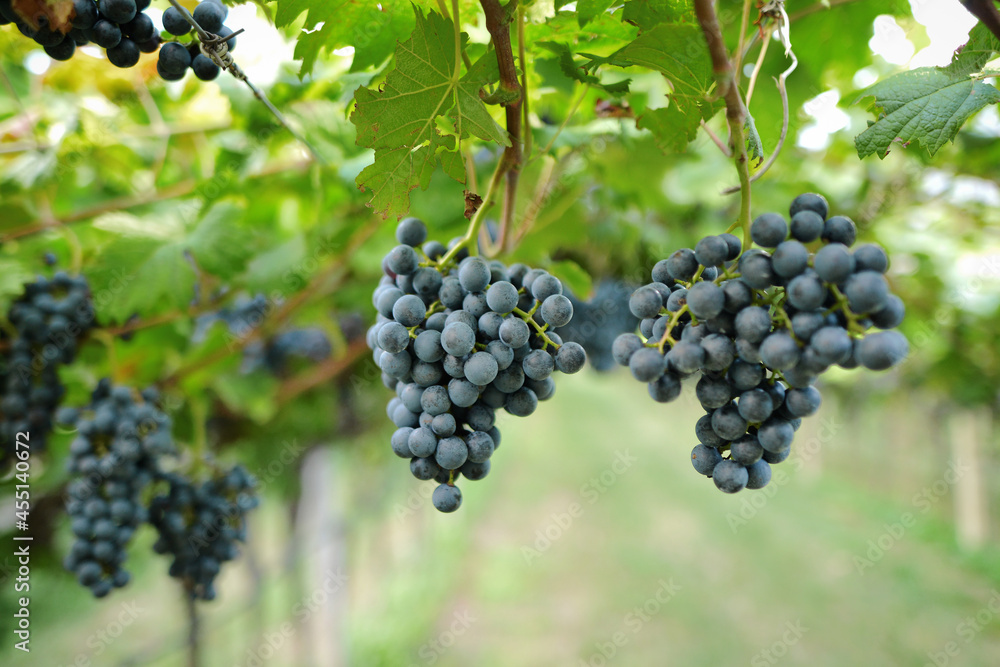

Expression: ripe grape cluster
xmin=556 ymin=281 xmax=639 ymax=371
xmin=159 ymin=0 xmax=235 ymax=82
xmin=148 ymin=465 xmax=258 ymax=601
xmin=0 ymin=0 xmax=160 ymax=67
xmin=0 ymin=0 xmax=233 ymax=82
xmin=615 ymin=193 xmax=908 ymax=494
xmin=0 ymin=273 xmax=95 ymax=469
xmin=369 ymin=217 xmax=586 ymax=513
xmin=62 ymin=380 xmax=175 ymax=598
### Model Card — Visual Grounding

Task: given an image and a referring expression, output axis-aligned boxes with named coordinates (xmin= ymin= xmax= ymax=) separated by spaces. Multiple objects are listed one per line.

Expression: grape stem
xmin=653 ymin=303 xmax=690 ymax=352
xmin=827 ymin=285 xmax=867 ymax=336
xmin=480 ymin=0 xmax=524 ymax=255
xmin=436 ymin=159 xmax=506 ymax=267
xmin=512 ymin=305 xmax=562 ymax=350
xmin=694 ymin=0 xmax=753 ymax=251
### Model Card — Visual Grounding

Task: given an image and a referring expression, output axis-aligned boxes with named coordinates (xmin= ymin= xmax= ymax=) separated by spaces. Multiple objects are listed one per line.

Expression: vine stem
xmin=480 ymin=0 xmax=523 ymax=254
xmin=437 ymin=159 xmax=505 ymax=266
xmin=185 ymin=588 xmax=201 ymax=667
xmin=694 ymin=0 xmax=752 ymax=250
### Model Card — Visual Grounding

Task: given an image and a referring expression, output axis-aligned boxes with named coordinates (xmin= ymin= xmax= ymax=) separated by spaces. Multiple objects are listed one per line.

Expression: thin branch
xmin=744 ymin=26 xmax=772 ymax=107
xmin=694 ymin=0 xmax=752 ymax=249
xmin=723 ymin=10 xmax=797 ymax=196
xmin=733 ymin=0 xmax=754 ymax=76
xmin=960 ymin=1 xmax=1000 ymax=43
xmin=185 ymin=589 xmax=201 ymax=667
xmin=480 ymin=0 xmax=523 ymax=255
xmin=1 ymin=159 xmax=312 ymax=242
xmin=164 ymin=0 xmax=325 ymax=164
xmin=700 ymin=119 xmax=732 ymax=157
xmin=276 ymin=337 xmax=370 ymax=406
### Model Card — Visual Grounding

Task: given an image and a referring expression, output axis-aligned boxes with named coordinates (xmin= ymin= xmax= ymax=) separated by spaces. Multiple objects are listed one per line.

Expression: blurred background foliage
xmin=0 ymin=0 xmax=999 ymax=665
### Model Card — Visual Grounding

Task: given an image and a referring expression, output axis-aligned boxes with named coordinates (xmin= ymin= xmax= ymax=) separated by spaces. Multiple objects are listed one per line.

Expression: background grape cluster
xmin=0 ymin=272 xmax=95 ymax=470
xmin=61 ymin=380 xmax=175 ymax=598
xmin=614 ymin=193 xmax=909 ymax=494
xmin=0 ymin=0 xmax=233 ymax=81
xmin=556 ymin=281 xmax=639 ymax=371
xmin=368 ymin=218 xmax=587 ymax=513
xmin=148 ymin=464 xmax=258 ymax=601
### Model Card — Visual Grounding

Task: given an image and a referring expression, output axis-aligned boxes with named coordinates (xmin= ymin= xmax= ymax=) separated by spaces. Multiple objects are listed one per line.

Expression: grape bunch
xmin=369 ymin=217 xmax=587 ymax=513
xmin=0 ymin=0 xmax=233 ymax=82
xmin=148 ymin=465 xmax=258 ymax=600
xmin=0 ymin=0 xmax=161 ymax=67
xmin=62 ymin=381 xmax=175 ymax=598
xmin=159 ymin=0 xmax=236 ymax=82
xmin=556 ymin=281 xmax=639 ymax=371
xmin=0 ymin=272 xmax=95 ymax=468
xmin=615 ymin=193 xmax=908 ymax=494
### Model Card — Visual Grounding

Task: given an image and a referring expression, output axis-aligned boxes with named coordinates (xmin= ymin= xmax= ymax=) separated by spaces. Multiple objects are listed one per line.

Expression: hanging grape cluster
xmin=159 ymin=0 xmax=236 ymax=81
xmin=0 ymin=0 xmax=234 ymax=81
xmin=62 ymin=380 xmax=174 ymax=598
xmin=369 ymin=218 xmax=586 ymax=513
xmin=0 ymin=0 xmax=160 ymax=66
xmin=148 ymin=465 xmax=258 ymax=601
xmin=614 ymin=193 xmax=908 ymax=493
xmin=0 ymin=272 xmax=95 ymax=469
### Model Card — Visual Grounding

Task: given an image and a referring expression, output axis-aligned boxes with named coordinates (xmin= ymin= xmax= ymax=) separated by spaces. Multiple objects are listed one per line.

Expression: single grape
xmin=666 ymin=248 xmax=698 ymax=281
xmin=789 ymin=192 xmax=829 ymax=220
xmin=686 ymin=281 xmax=725 ymax=320
xmin=734 ymin=306 xmax=771 ymax=344
xmin=855 ymin=330 xmax=908 ymax=370
xmin=629 ymin=285 xmax=663 ymax=319
xmin=713 ymin=460 xmax=749 ymax=493
xmin=759 ymin=332 xmax=801 ymax=371
xmin=730 ymin=433 xmax=763 ymax=466
xmin=789 ymin=210 xmax=825 ymax=243
xmin=555 ymin=342 xmax=586 ymax=374
xmin=694 ymin=235 xmax=729 ymax=267
xmin=772 ymin=240 xmax=809 ymax=278
xmin=629 ymin=347 xmax=666 ymax=382
xmin=751 ymin=213 xmax=788 ymax=248
xmin=691 ymin=444 xmax=722 ymax=476
xmin=745 ymin=459 xmax=772 ymax=489
xmin=784 ymin=386 xmax=822 ymax=417
xmin=822 ymin=216 xmax=857 ymax=246
xmin=432 ymin=484 xmax=462 ymax=512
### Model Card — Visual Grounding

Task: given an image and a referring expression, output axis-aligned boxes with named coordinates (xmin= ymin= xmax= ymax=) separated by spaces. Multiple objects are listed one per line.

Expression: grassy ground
xmin=4 ymin=371 xmax=999 ymax=666
xmin=353 ymin=371 xmax=1000 ymax=667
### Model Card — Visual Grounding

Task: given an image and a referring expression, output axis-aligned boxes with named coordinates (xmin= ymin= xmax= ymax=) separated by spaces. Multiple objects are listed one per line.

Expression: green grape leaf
xmin=609 ymin=23 xmax=719 ymax=152
xmin=273 ymin=1 xmax=414 ymax=78
xmin=636 ymin=105 xmax=696 ymax=153
xmin=186 ymin=202 xmax=254 ymax=280
xmin=537 ymin=42 xmax=632 ymax=93
xmin=853 ymin=70 xmax=1000 ymax=159
xmin=621 ymin=0 xmax=695 ymax=32
xmin=854 ymin=23 xmax=1000 ymax=159
xmin=577 ymin=0 xmax=616 ymax=27
xmin=351 ymin=7 xmax=508 ymax=217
